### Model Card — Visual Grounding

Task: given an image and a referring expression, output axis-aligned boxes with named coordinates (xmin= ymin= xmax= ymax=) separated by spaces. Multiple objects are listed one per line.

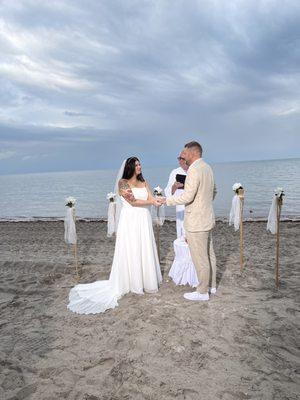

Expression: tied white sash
xmin=107 ymin=202 xmax=116 ymax=237
xmin=152 ymin=204 xmax=165 ymax=226
xmin=267 ymin=196 xmax=277 ymax=234
xmin=229 ymin=194 xmax=241 ymax=231
xmin=64 ymin=207 xmax=77 ymax=244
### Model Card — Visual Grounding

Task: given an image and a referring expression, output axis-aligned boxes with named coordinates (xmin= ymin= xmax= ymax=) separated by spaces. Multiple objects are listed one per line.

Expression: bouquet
xmin=65 ymin=196 xmax=76 ymax=208
xmin=153 ymin=186 xmax=163 ymax=197
xmin=274 ymin=187 xmax=284 ymax=199
xmin=107 ymin=192 xmax=116 ymax=202
xmin=232 ymin=183 xmax=243 ymax=194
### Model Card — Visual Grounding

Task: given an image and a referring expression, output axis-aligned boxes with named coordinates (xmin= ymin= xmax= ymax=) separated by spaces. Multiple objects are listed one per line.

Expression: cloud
xmin=22 ymin=153 xmax=48 ymax=161
xmin=0 ymin=150 xmax=16 ymax=160
xmin=22 ymin=155 xmax=36 ymax=161
xmin=0 ymin=0 xmax=299 ymax=174
xmin=276 ymin=107 xmax=300 ymax=116
xmin=64 ymin=110 xmax=92 ymax=117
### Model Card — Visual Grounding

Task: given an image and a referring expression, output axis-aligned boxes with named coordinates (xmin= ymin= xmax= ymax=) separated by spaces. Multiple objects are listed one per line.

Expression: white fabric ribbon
xmin=151 ymin=204 xmax=165 ymax=226
xmin=64 ymin=207 xmax=77 ymax=244
xmin=267 ymin=196 xmax=277 ymax=234
xmin=229 ymin=194 xmax=241 ymax=231
xmin=107 ymin=202 xmax=116 ymax=237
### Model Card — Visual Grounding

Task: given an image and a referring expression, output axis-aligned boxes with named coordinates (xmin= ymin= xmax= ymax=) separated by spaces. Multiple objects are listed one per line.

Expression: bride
xmin=68 ymin=157 xmax=163 ymax=314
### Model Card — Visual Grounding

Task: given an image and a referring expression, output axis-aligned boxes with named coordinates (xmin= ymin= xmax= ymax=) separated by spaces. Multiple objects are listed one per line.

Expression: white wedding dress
xmin=68 ymin=187 xmax=162 ymax=314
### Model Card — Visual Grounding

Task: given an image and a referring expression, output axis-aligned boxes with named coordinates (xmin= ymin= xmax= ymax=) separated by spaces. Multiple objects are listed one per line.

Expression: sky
xmin=0 ymin=0 xmax=299 ymax=174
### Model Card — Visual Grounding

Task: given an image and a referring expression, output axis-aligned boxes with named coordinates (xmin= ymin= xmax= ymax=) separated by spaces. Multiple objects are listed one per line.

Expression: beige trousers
xmin=186 ymin=230 xmax=217 ymax=294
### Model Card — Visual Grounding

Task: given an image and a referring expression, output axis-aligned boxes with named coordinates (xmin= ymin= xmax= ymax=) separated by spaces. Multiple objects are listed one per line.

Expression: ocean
xmin=0 ymin=158 xmax=299 ymax=221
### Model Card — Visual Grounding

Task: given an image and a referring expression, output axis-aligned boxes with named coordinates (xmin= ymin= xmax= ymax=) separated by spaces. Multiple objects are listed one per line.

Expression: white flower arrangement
xmin=107 ymin=192 xmax=116 ymax=202
xmin=274 ymin=187 xmax=284 ymax=198
xmin=65 ymin=196 xmax=76 ymax=208
xmin=153 ymin=186 xmax=163 ymax=196
xmin=232 ymin=182 xmax=243 ymax=193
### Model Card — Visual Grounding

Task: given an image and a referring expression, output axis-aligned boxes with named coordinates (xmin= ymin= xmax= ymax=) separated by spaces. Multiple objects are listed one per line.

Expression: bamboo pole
xmin=72 ymin=207 xmax=80 ymax=281
xmin=156 ymin=225 xmax=161 ymax=263
xmin=275 ymin=196 xmax=283 ymax=288
xmin=74 ymin=243 xmax=80 ymax=281
xmin=156 ymin=206 xmax=161 ymax=263
xmin=238 ymin=188 xmax=245 ymax=271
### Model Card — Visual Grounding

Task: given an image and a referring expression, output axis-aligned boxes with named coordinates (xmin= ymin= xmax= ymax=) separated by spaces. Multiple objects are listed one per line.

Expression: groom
xmin=161 ymin=141 xmax=217 ymax=301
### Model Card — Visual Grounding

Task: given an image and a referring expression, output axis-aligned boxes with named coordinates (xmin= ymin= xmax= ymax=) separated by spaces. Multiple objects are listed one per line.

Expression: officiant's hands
xmin=172 ymin=181 xmax=184 ymax=194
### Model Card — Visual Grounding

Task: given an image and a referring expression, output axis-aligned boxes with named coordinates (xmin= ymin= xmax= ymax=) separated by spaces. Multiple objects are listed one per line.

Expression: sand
xmin=0 ymin=220 xmax=299 ymax=400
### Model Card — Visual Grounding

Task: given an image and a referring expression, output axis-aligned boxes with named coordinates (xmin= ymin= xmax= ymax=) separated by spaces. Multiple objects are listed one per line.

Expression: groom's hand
xmin=159 ymin=197 xmax=166 ymax=205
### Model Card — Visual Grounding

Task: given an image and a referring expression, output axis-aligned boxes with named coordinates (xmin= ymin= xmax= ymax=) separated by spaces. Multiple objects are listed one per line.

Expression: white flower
xmin=106 ymin=192 xmax=116 ymax=201
xmin=153 ymin=186 xmax=163 ymax=195
xmin=65 ymin=196 xmax=76 ymax=204
xmin=275 ymin=187 xmax=284 ymax=196
xmin=65 ymin=196 xmax=76 ymax=207
xmin=232 ymin=183 xmax=242 ymax=191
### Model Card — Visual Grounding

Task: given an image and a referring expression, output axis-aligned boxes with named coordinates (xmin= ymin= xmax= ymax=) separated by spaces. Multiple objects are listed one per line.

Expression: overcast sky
xmin=0 ymin=0 xmax=299 ymax=174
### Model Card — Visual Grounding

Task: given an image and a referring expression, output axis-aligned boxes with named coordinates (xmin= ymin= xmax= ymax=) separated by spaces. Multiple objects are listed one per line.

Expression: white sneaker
xmin=209 ymin=287 xmax=217 ymax=294
xmin=183 ymin=291 xmax=209 ymax=301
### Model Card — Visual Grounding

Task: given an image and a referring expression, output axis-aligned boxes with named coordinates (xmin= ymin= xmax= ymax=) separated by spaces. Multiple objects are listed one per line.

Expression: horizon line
xmin=1 ymin=156 xmax=299 ymax=177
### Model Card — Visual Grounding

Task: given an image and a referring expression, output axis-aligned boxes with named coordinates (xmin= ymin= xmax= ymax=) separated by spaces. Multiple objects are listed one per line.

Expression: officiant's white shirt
xmin=164 ymin=166 xmax=187 ymax=238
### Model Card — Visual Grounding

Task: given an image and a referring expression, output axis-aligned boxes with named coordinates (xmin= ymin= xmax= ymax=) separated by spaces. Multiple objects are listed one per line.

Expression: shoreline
xmin=1 ymin=216 xmax=300 ymax=223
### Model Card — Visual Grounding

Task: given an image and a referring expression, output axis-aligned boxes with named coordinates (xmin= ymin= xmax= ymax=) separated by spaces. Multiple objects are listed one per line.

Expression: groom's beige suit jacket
xmin=166 ymin=158 xmax=216 ymax=232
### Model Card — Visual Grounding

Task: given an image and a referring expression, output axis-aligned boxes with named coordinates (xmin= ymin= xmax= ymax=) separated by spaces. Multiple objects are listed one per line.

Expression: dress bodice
xmin=131 ymin=187 xmax=148 ymax=200
xmin=120 ymin=186 xmax=148 ymax=206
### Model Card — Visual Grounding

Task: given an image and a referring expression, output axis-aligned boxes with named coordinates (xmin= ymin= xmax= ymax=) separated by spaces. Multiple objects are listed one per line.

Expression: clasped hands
xmin=152 ymin=196 xmax=166 ymax=207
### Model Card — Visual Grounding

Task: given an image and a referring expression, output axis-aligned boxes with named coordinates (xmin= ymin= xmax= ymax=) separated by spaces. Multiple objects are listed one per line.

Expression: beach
xmin=0 ymin=220 xmax=299 ymax=400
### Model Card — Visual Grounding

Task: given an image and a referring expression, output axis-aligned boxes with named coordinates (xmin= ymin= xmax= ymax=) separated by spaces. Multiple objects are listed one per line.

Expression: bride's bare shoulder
xmin=118 ymin=179 xmax=130 ymax=189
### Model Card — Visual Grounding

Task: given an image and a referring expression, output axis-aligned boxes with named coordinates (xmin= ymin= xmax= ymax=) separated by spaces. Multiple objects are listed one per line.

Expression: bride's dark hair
xmin=122 ymin=157 xmax=145 ymax=182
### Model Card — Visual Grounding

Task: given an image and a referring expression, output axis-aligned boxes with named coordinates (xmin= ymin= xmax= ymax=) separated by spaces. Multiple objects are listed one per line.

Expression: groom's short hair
xmin=185 ymin=141 xmax=202 ymax=155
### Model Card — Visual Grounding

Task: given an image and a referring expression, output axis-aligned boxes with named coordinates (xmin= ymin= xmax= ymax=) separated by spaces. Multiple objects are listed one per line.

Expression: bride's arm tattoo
xmin=118 ymin=179 xmax=136 ymax=202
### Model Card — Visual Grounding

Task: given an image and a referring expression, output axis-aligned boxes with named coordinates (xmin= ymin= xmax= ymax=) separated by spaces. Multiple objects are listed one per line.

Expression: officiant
xmin=164 ymin=150 xmax=188 ymax=238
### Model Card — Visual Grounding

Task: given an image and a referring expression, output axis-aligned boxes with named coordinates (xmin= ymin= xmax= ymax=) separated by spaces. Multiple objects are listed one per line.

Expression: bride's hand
xmin=152 ymin=198 xmax=162 ymax=207
xmin=157 ymin=197 xmax=166 ymax=205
